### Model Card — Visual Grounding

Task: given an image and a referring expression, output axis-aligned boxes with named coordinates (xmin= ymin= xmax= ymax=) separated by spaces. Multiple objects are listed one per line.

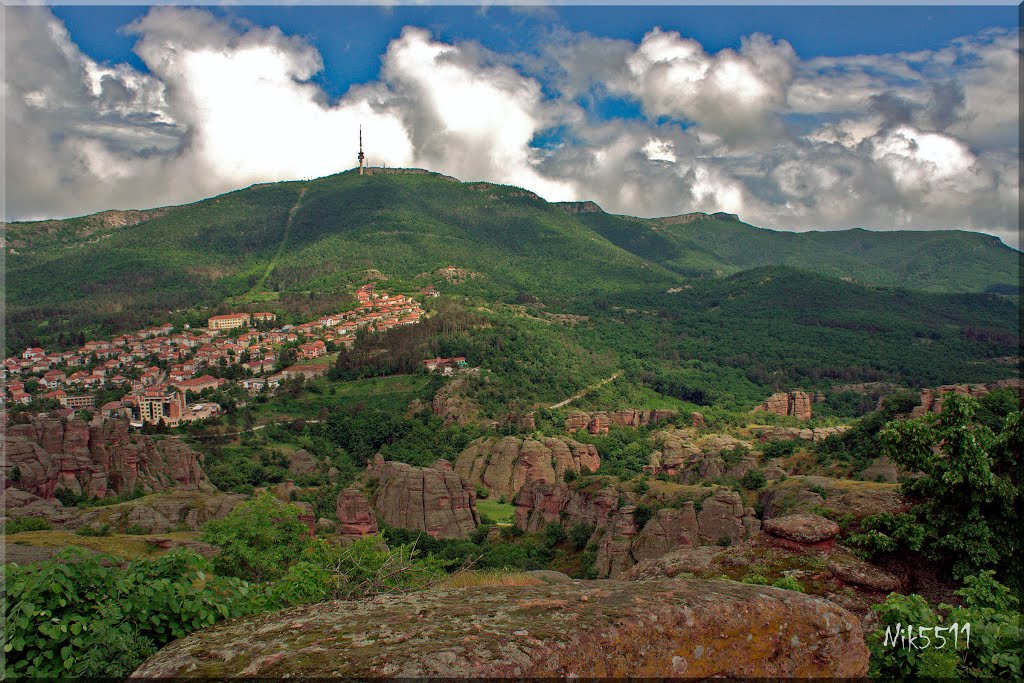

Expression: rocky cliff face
xmin=132 ymin=578 xmax=869 ymax=678
xmin=515 ymin=482 xmax=759 ymax=577
xmin=3 ymin=417 xmax=211 ymax=500
xmin=565 ymin=408 xmax=676 ymax=434
xmin=455 ymin=436 xmax=600 ymax=500
xmin=367 ymin=456 xmax=479 ymax=539
xmin=753 ymin=390 xmax=813 ymax=420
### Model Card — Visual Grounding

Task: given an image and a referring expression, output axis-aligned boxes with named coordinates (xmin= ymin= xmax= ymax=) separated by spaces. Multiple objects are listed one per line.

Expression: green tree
xmin=876 ymin=393 xmax=1022 ymax=582
xmin=200 ymin=493 xmax=311 ymax=582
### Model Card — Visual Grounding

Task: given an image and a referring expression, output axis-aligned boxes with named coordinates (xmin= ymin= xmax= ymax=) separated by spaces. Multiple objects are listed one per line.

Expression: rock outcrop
xmin=753 ymin=390 xmax=813 ymax=420
xmin=828 ymin=557 xmax=903 ymax=593
xmin=565 ymin=408 xmax=676 ymax=434
xmin=431 ymin=379 xmax=481 ymax=426
xmin=759 ymin=476 xmax=905 ymax=522
xmin=3 ymin=417 xmax=211 ymax=500
xmin=63 ymin=491 xmax=245 ymax=534
xmin=367 ymin=457 xmax=479 ymax=539
xmin=132 ymin=578 xmax=869 ymax=678
xmin=335 ymin=488 xmax=378 ymax=536
xmin=751 ymin=425 xmax=850 ymax=442
xmin=762 ymin=513 xmax=840 ymax=550
xmin=513 ymin=481 xmax=620 ymax=535
xmin=645 ymin=429 xmax=760 ymax=482
xmin=911 ymin=378 xmax=1022 ymax=416
xmin=286 ymin=449 xmax=318 ymax=477
xmin=455 ymin=436 xmax=600 ymax=500
xmin=515 ymin=482 xmax=759 ymax=578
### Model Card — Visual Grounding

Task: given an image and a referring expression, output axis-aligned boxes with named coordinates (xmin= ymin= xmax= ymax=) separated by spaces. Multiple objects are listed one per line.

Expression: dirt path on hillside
xmin=548 ymin=371 xmax=622 ymax=409
xmin=253 ymin=186 xmax=307 ymax=292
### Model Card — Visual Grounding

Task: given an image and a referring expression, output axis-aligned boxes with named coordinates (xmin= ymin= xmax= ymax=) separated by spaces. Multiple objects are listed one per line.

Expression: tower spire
xmin=358 ymin=125 xmax=365 ymax=175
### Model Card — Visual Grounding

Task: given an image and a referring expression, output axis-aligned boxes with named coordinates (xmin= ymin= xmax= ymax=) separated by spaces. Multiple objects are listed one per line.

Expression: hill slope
xmin=5 ymin=169 xmax=1018 ymax=397
xmin=559 ymin=204 xmax=1019 ymax=294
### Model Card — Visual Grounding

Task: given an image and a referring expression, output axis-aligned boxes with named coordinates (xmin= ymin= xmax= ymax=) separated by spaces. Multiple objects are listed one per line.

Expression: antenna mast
xmin=358 ymin=126 xmax=365 ymax=175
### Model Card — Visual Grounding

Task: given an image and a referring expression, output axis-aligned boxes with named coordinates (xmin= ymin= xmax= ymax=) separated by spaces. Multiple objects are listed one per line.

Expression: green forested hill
xmin=5 ymin=169 xmax=1018 ymax=397
xmin=563 ymin=205 xmax=1019 ymax=294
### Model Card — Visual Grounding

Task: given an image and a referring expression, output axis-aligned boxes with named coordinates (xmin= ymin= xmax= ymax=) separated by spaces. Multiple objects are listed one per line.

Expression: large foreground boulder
xmin=131 ymin=579 xmax=868 ymax=678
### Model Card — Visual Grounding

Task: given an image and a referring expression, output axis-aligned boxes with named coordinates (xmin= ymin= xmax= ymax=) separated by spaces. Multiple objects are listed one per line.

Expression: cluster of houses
xmin=3 ymin=284 xmax=425 ymax=427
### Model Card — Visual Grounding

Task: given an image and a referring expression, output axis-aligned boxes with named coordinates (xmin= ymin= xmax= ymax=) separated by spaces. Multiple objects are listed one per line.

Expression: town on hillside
xmin=2 ymin=283 xmax=427 ymax=428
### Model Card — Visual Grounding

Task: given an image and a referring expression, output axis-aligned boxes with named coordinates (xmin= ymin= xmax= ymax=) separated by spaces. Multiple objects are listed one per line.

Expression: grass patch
xmin=435 ymin=570 xmax=545 ymax=589
xmin=4 ymin=530 xmax=199 ymax=560
xmin=476 ymin=499 xmax=516 ymax=525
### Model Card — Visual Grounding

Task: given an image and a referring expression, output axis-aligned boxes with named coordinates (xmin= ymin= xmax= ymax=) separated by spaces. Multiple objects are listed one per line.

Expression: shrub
xmin=76 ymin=524 xmax=111 ymax=537
xmin=741 ymin=469 xmax=767 ymax=490
xmin=771 ymin=576 xmax=804 ymax=592
xmin=717 ymin=535 xmax=732 ymax=547
xmin=568 ymin=523 xmax=594 ymax=550
xmin=474 ymin=484 xmax=489 ymax=499
xmin=875 ymin=395 xmax=1022 ymax=582
xmin=270 ymin=535 xmax=447 ymax=605
xmin=2 ymin=548 xmax=265 ymax=678
xmin=762 ymin=440 xmax=797 ymax=459
xmin=123 ymin=524 xmax=150 ymax=535
xmin=200 ymin=493 xmax=312 ymax=583
xmin=562 ymin=469 xmax=577 ymax=484
xmin=542 ymin=522 xmax=567 ymax=548
xmin=634 ymin=479 xmax=650 ymax=495
xmin=809 ymin=484 xmax=828 ymax=499
xmin=633 ymin=504 xmax=654 ymax=530
xmin=2 ymin=516 xmax=52 ymax=534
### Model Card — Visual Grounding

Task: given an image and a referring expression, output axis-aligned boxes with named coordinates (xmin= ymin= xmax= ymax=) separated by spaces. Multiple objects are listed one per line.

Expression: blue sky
xmin=8 ymin=5 xmax=1021 ymax=246
xmin=52 ymin=5 xmax=1019 ymax=99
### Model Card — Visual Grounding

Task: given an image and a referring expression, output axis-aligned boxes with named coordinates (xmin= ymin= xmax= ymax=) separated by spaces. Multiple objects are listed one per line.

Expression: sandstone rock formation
xmin=431 ymin=379 xmax=481 ymax=426
xmin=911 ymin=378 xmax=1022 ymax=416
xmin=455 ymin=436 xmax=600 ymax=500
xmin=753 ymin=390 xmax=813 ymax=420
xmin=3 ymin=417 xmax=211 ymax=500
xmin=286 ymin=449 xmax=318 ymax=477
xmin=367 ymin=457 xmax=478 ymax=539
xmin=565 ymin=408 xmax=676 ymax=434
xmin=645 ymin=429 xmax=759 ymax=482
xmin=513 ymin=481 xmax=620 ymax=535
xmin=63 ymin=491 xmax=245 ymax=534
xmin=759 ymin=476 xmax=905 ymax=522
xmin=828 ymin=557 xmax=903 ymax=593
xmin=751 ymin=425 xmax=850 ymax=442
xmin=132 ymin=578 xmax=869 ymax=678
xmin=762 ymin=513 xmax=840 ymax=549
xmin=335 ymin=488 xmax=378 ymax=536
xmin=515 ymin=482 xmax=759 ymax=578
